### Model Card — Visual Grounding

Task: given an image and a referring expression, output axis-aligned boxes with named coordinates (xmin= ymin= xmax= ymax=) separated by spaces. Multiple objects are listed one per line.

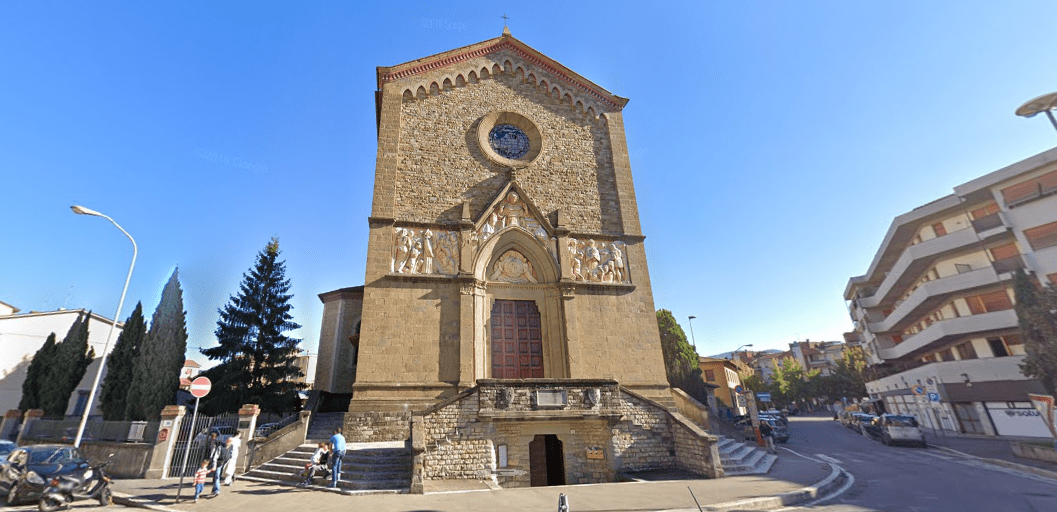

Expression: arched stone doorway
xmin=529 ymin=434 xmax=566 ymax=486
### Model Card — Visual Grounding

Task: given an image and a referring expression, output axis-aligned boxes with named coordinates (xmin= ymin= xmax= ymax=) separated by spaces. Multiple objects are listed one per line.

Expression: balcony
xmin=971 ymin=213 xmax=1004 ymax=233
xmin=867 ymin=266 xmax=1004 ymax=334
xmin=867 ymin=355 xmax=1032 ymax=394
xmin=991 ymin=254 xmax=1026 ymax=275
xmin=859 ymin=228 xmax=989 ymax=309
xmin=878 ymin=309 xmax=1018 ymax=361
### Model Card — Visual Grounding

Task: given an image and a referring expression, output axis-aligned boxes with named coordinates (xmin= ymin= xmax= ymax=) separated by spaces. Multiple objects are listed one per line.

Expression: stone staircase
xmin=717 ymin=435 xmax=777 ymax=476
xmin=306 ymin=412 xmax=346 ymax=442
xmin=242 ymin=441 xmax=412 ymax=494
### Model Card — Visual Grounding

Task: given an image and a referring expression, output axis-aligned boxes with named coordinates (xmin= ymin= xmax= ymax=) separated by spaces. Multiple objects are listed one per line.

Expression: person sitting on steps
xmin=299 ymin=442 xmax=330 ymax=486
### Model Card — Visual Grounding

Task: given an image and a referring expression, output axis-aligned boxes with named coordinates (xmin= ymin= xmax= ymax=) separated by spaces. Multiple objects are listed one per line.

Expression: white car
xmin=877 ymin=414 xmax=926 ymax=447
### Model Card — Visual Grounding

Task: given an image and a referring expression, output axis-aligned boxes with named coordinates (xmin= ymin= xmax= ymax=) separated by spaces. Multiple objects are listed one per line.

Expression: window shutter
xmin=1025 ymin=221 xmax=1057 ymax=251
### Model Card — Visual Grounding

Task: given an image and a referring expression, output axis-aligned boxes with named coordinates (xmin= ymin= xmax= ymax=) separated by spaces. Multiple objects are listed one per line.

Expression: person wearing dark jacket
xmin=759 ymin=420 xmax=776 ymax=454
xmin=208 ymin=432 xmax=229 ymax=496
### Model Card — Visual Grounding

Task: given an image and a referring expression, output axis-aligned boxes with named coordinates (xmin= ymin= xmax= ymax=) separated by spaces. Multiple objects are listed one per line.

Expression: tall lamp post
xmin=687 ymin=315 xmax=698 ymax=351
xmin=70 ymin=205 xmax=137 ymax=448
xmin=1015 ymin=91 xmax=1057 ymax=135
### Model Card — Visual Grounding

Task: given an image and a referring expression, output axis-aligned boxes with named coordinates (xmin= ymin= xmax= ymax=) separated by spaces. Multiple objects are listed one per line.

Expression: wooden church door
xmin=490 ymin=300 xmax=544 ymax=378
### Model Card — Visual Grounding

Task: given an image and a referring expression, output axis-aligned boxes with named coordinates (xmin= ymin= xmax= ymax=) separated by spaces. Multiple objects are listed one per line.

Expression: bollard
xmin=558 ymin=492 xmax=569 ymax=512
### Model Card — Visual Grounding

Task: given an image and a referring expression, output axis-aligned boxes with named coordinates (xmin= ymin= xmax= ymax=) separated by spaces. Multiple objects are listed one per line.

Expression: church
xmin=313 ymin=28 xmax=721 ymax=489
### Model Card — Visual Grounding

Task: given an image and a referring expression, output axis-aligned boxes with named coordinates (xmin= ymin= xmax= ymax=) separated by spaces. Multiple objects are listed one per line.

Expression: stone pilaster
xmin=16 ymin=409 xmax=43 ymax=445
xmin=146 ymin=405 xmax=185 ymax=479
xmin=0 ymin=410 xmax=21 ymax=442
xmin=235 ymin=404 xmax=261 ymax=473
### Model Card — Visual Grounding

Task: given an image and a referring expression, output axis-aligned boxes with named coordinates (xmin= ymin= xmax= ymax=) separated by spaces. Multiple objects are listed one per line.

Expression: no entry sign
xmin=190 ymin=376 xmax=211 ymax=398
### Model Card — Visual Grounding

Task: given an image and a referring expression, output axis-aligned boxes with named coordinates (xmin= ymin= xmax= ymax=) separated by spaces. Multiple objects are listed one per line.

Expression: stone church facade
xmin=314 ymin=29 xmax=720 ymax=489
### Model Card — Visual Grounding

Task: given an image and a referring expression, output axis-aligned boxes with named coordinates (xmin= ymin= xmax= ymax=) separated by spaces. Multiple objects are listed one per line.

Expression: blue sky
xmin=3 ymin=1 xmax=1057 ymax=364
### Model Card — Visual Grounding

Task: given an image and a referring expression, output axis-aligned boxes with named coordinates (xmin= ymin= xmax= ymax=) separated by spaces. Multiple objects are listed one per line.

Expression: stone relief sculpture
xmin=584 ymin=388 xmax=601 ymax=408
xmin=488 ymin=250 xmax=538 ymax=283
xmin=476 ymin=192 xmax=545 ymax=245
xmin=567 ymin=239 xmax=629 ymax=283
xmin=392 ymin=227 xmax=458 ymax=276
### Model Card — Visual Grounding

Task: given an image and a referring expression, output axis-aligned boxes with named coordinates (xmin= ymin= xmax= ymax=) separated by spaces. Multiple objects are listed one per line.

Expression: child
xmin=193 ymin=459 xmax=212 ymax=503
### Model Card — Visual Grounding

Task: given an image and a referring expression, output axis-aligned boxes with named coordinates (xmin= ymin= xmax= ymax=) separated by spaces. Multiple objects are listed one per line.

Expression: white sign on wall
xmin=986 ymin=402 xmax=1051 ymax=438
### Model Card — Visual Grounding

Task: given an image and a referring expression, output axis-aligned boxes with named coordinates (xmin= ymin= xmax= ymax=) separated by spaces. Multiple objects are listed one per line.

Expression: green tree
xmin=201 ymin=238 xmax=303 ymax=414
xmin=40 ymin=313 xmax=95 ymax=417
xmin=19 ymin=333 xmax=58 ymax=411
xmin=829 ymin=346 xmax=869 ymax=401
xmin=770 ymin=357 xmax=818 ymax=407
xmin=127 ymin=270 xmax=189 ymax=420
xmin=654 ymin=309 xmax=713 ymax=402
xmin=99 ymin=302 xmax=147 ymax=420
xmin=1015 ymin=270 xmax=1057 ymax=395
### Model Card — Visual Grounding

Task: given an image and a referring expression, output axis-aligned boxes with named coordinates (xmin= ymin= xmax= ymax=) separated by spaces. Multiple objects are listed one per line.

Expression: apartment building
xmin=699 ymin=357 xmax=746 ymax=416
xmin=845 ymin=147 xmax=1057 ymax=438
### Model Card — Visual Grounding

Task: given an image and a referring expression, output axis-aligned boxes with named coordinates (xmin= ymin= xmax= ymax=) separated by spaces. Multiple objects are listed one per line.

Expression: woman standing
xmin=223 ymin=432 xmax=242 ymax=485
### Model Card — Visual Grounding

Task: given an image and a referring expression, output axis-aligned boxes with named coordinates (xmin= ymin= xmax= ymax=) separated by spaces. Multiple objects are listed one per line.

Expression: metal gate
xmin=167 ymin=412 xmax=238 ymax=478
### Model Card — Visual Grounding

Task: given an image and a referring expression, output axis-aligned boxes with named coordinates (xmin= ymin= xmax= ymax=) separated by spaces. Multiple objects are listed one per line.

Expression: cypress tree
xmin=1016 ymin=270 xmax=1057 ymax=395
xmin=40 ymin=313 xmax=95 ymax=417
xmin=126 ymin=270 xmax=189 ymax=420
xmin=99 ymin=302 xmax=147 ymax=420
xmin=19 ymin=333 xmax=58 ymax=411
xmin=202 ymin=238 xmax=303 ymax=414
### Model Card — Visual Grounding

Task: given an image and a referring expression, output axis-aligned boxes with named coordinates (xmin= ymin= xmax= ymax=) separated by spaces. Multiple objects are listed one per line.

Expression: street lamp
xmin=733 ymin=344 xmax=754 ymax=361
xmin=687 ymin=315 xmax=698 ymax=351
xmin=70 ymin=205 xmax=137 ymax=448
xmin=1015 ymin=91 xmax=1057 ymax=135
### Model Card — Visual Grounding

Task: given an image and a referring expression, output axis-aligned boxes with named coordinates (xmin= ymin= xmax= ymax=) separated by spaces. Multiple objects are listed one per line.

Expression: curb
xmin=659 ymin=463 xmax=845 ymax=512
xmin=112 ymin=492 xmax=184 ymax=512
xmin=929 ymin=445 xmax=1057 ymax=481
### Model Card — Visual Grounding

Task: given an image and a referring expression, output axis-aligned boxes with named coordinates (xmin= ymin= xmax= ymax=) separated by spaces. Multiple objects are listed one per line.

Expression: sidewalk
xmin=111 ymin=454 xmax=833 ymax=512
xmin=922 ymin=429 xmax=1057 ymax=476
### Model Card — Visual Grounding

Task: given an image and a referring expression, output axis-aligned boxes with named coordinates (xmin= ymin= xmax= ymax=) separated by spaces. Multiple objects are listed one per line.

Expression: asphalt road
xmin=777 ymin=415 xmax=1057 ymax=512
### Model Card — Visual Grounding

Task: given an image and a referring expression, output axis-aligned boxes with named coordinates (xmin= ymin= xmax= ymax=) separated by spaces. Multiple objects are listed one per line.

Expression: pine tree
xmin=202 ymin=238 xmax=303 ymax=414
xmin=126 ymin=270 xmax=189 ymax=420
xmin=99 ymin=302 xmax=147 ymax=420
xmin=19 ymin=333 xmax=58 ymax=411
xmin=1015 ymin=270 xmax=1057 ymax=395
xmin=39 ymin=313 xmax=95 ymax=417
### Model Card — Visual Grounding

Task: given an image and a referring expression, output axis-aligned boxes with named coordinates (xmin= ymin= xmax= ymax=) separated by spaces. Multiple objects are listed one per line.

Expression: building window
xmin=704 ymin=370 xmax=715 ymax=381
xmin=965 ymin=289 xmax=1013 ymax=315
xmin=987 ymin=337 xmax=1009 ymax=357
xmin=1025 ymin=221 xmax=1057 ymax=251
xmin=1001 ymin=169 xmax=1057 ymax=207
xmin=932 ymin=222 xmax=947 ymax=237
xmin=940 ymin=348 xmax=956 ymax=362
xmin=956 ymin=341 xmax=978 ymax=360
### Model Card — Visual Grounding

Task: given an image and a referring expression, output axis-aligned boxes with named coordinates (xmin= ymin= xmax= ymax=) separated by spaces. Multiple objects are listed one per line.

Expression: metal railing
xmin=24 ymin=419 xmax=159 ymax=443
xmin=991 ymin=254 xmax=1025 ymax=274
xmin=970 ymin=213 xmax=1003 ymax=233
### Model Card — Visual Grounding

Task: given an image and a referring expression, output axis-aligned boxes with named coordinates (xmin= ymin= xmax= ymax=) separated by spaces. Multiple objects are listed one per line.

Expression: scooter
xmin=37 ymin=454 xmax=114 ymax=512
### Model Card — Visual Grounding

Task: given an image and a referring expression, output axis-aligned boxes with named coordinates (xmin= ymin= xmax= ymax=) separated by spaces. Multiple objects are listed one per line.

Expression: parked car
xmin=0 ymin=441 xmax=15 ymax=458
xmin=877 ymin=414 xmax=927 ymax=447
xmin=761 ymin=418 xmax=790 ymax=443
xmin=852 ymin=414 xmax=878 ymax=435
xmin=0 ymin=444 xmax=89 ymax=505
xmin=254 ymin=423 xmax=279 ymax=438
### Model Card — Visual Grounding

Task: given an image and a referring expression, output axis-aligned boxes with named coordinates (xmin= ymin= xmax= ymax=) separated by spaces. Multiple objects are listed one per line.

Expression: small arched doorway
xmin=529 ymin=434 xmax=566 ymax=486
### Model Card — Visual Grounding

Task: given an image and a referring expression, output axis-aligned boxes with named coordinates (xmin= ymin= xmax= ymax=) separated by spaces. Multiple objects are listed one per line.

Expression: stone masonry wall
xmin=392 ymin=49 xmax=622 ymax=236
xmin=343 ymin=411 xmax=410 ymax=443
xmin=419 ymin=391 xmax=496 ymax=480
xmin=612 ymin=390 xmax=676 ymax=471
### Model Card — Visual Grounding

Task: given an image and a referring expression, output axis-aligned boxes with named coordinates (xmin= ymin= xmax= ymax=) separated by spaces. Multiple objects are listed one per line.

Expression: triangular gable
xmin=377 ymin=30 xmax=628 ymax=110
xmin=472 ymin=180 xmax=555 ymax=243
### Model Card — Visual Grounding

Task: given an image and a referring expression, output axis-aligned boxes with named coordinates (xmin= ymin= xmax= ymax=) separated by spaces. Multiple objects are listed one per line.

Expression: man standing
xmin=328 ymin=427 xmax=346 ymax=488
xmin=759 ymin=420 xmax=776 ymax=455
xmin=208 ymin=431 xmax=227 ymax=496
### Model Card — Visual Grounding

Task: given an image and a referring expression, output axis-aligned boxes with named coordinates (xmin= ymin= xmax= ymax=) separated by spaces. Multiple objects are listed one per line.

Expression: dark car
xmin=853 ymin=414 xmax=878 ymax=436
xmin=762 ymin=418 xmax=790 ymax=443
xmin=0 ymin=444 xmax=89 ymax=505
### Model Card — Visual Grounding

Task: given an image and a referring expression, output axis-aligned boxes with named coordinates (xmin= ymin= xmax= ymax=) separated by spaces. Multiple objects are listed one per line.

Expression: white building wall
xmin=0 ymin=310 xmax=121 ymax=417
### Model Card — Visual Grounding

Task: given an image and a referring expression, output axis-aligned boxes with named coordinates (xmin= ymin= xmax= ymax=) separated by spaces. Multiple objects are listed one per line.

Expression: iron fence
xmin=167 ymin=412 xmax=239 ymax=478
xmin=24 ymin=419 xmax=160 ymax=443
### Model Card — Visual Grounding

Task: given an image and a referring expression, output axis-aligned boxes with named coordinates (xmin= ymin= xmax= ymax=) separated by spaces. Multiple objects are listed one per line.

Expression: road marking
xmin=779 ymin=446 xmax=822 ymax=462
xmin=817 ymin=454 xmax=843 ymax=464
xmin=920 ymin=451 xmax=954 ymax=461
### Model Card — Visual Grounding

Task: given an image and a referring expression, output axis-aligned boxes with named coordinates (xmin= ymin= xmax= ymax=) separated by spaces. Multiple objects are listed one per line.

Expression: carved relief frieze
xmin=391 ymin=227 xmax=459 ymax=276
xmin=488 ymin=250 xmax=538 ymax=284
xmin=567 ymin=238 xmax=628 ymax=283
xmin=473 ymin=191 xmax=559 ymax=263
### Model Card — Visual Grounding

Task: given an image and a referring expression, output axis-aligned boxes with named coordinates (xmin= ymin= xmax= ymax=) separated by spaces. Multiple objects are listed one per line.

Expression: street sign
xmin=734 ymin=385 xmax=745 ymax=394
xmin=925 ymin=378 xmax=939 ymax=395
xmin=911 ymin=385 xmax=926 ymax=396
xmin=927 ymin=392 xmax=940 ymax=402
xmin=756 ymin=392 xmax=772 ymax=402
xmin=190 ymin=376 xmax=211 ymax=398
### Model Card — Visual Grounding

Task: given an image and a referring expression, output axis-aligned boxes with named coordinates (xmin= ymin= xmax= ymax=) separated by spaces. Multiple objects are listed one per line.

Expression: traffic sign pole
xmin=176 ymin=377 xmax=211 ymax=503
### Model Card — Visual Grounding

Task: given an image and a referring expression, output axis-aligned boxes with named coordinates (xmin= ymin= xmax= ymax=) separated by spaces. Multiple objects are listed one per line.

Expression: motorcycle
xmin=37 ymin=454 xmax=114 ymax=512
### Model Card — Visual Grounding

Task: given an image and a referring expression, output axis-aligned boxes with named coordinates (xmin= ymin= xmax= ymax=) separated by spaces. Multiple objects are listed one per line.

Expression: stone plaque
xmin=536 ymin=389 xmax=568 ymax=407
xmin=586 ymin=447 xmax=605 ymax=460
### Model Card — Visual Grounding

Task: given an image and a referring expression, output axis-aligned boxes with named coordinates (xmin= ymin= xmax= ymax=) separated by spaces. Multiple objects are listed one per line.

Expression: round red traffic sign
xmin=190 ymin=376 xmax=211 ymax=398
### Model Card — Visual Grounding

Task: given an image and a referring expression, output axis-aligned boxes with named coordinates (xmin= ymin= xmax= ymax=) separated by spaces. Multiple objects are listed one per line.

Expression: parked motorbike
xmin=37 ymin=454 xmax=114 ymax=512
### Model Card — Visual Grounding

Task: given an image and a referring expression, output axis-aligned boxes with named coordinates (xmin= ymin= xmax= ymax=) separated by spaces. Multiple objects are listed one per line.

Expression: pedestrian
xmin=193 ymin=459 xmax=212 ymax=503
xmin=328 ymin=427 xmax=346 ymax=489
xmin=208 ymin=431 xmax=226 ymax=496
xmin=223 ymin=432 xmax=242 ymax=485
xmin=759 ymin=420 xmax=776 ymax=454
xmin=299 ymin=442 xmax=330 ymax=486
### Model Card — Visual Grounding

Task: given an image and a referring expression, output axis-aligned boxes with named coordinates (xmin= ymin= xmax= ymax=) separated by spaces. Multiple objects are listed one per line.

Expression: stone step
xmin=238 ymin=474 xmax=408 ymax=495
xmin=724 ymin=452 xmax=777 ymax=476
